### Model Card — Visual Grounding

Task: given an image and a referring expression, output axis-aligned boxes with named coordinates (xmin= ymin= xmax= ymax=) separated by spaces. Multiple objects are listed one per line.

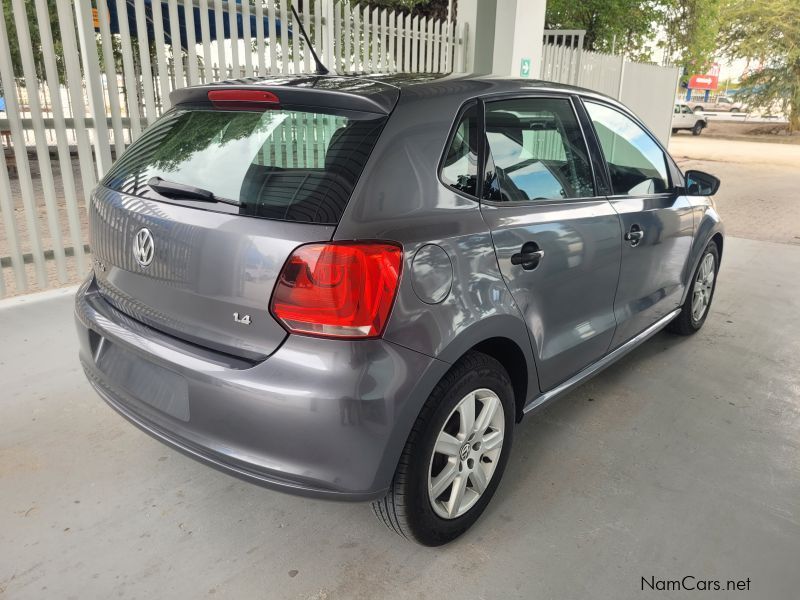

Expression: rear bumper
xmin=75 ymin=277 xmax=448 ymax=501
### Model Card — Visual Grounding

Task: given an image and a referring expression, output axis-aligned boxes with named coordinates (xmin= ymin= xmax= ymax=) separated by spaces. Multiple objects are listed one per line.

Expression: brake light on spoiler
xmin=271 ymin=242 xmax=403 ymax=339
xmin=207 ymin=89 xmax=280 ymax=110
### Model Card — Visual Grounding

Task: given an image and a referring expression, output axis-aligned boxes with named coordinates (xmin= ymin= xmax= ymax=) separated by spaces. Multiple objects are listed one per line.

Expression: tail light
xmin=270 ymin=242 xmax=403 ymax=339
xmin=207 ymin=89 xmax=280 ymax=111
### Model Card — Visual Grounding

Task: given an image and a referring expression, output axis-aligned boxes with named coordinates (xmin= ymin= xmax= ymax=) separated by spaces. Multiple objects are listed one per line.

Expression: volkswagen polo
xmin=75 ymin=74 xmax=723 ymax=546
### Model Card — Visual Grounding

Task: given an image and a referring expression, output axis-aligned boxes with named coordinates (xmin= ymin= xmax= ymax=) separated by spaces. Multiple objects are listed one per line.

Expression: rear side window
xmin=441 ymin=104 xmax=479 ymax=197
xmin=102 ymin=107 xmax=387 ymax=224
xmin=483 ymin=98 xmax=595 ymax=202
xmin=584 ymin=101 xmax=670 ymax=196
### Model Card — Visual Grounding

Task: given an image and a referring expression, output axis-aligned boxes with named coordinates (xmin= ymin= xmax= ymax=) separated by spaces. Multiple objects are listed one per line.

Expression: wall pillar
xmin=457 ymin=0 xmax=547 ymax=78
xmin=457 ymin=0 xmax=498 ymax=74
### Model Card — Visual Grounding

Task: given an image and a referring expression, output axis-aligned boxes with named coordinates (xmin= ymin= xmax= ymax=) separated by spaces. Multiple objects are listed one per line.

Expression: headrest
xmin=325 ymin=121 xmax=378 ymax=176
xmin=486 ymin=111 xmax=523 ymax=146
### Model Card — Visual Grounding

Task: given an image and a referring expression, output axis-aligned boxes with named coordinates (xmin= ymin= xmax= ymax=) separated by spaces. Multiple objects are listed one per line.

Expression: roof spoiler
xmin=170 ymin=80 xmax=397 ymax=115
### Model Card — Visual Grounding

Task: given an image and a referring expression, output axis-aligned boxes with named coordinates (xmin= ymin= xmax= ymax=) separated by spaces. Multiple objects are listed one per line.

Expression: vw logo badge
xmin=133 ymin=227 xmax=155 ymax=267
xmin=459 ymin=443 xmax=471 ymax=461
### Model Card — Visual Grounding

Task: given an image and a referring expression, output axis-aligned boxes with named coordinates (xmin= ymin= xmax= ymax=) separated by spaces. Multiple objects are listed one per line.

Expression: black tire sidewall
xmin=403 ymin=359 xmax=515 ymax=546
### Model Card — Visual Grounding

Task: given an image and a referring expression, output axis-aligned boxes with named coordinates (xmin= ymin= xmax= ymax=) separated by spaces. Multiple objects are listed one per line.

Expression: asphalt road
xmin=1 ymin=139 xmax=799 ymax=599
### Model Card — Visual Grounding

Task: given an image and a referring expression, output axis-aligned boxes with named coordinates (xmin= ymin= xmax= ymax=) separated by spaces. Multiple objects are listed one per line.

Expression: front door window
xmin=584 ymin=101 xmax=671 ymax=196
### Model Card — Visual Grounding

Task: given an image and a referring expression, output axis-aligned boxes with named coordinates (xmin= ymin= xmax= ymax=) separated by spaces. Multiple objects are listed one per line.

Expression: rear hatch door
xmin=91 ymin=81 xmax=394 ymax=359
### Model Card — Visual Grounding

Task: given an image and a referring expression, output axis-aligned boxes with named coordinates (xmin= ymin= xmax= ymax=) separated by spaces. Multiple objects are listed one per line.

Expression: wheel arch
xmin=468 ymin=337 xmax=529 ymax=422
xmin=681 ymin=212 xmax=724 ymax=304
xmin=372 ymin=315 xmax=538 ymax=495
xmin=436 ymin=314 xmax=540 ymax=423
xmin=712 ymin=232 xmax=723 ymax=260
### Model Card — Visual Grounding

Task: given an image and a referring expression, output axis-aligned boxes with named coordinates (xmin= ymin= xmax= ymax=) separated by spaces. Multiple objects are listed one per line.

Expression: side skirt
xmin=522 ymin=308 xmax=682 ymax=416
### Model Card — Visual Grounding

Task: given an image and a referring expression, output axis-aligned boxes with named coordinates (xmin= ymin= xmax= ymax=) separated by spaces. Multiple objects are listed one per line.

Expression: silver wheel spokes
xmin=428 ymin=388 xmax=505 ymax=519
xmin=692 ymin=253 xmax=715 ymax=321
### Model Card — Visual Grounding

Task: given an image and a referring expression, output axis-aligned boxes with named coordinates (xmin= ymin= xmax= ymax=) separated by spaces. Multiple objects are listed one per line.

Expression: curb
xmin=0 ymin=284 xmax=80 ymax=310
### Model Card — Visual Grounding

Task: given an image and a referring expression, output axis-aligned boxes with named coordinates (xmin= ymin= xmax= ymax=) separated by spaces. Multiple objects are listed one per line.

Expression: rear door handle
xmin=624 ymin=224 xmax=645 ymax=247
xmin=511 ymin=243 xmax=545 ymax=270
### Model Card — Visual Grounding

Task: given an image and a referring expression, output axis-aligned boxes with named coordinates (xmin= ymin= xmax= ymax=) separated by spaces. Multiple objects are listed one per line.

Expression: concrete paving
xmin=670 ymin=137 xmax=800 ymax=247
xmin=669 ymin=135 xmax=800 ymax=169
xmin=677 ymin=159 xmax=800 ymax=247
xmin=1 ymin=234 xmax=798 ymax=599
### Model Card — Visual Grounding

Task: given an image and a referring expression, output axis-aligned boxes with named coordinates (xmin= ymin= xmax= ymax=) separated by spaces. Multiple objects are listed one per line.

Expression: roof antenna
xmin=290 ymin=4 xmax=330 ymax=75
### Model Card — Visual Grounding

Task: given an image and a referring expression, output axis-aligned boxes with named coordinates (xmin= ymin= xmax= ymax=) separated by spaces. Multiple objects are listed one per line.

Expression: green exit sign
xmin=520 ymin=57 xmax=531 ymax=77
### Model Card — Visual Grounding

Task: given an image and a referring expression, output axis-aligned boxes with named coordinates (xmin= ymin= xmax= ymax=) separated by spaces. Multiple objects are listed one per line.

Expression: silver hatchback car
xmin=76 ymin=74 xmax=723 ymax=545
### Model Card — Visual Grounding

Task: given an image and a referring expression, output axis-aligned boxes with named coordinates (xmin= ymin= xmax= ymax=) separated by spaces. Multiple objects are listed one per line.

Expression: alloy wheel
xmin=427 ymin=388 xmax=505 ymax=519
xmin=692 ymin=253 xmax=715 ymax=322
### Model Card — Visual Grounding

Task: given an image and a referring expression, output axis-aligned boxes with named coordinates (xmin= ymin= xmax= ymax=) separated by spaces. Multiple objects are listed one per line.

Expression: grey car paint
xmin=481 ymin=197 xmax=622 ymax=391
xmin=90 ymin=186 xmax=333 ymax=359
xmin=76 ymin=74 xmax=723 ymax=500
xmin=607 ymin=193 xmax=695 ymax=349
xmin=77 ymin=279 xmax=452 ymax=499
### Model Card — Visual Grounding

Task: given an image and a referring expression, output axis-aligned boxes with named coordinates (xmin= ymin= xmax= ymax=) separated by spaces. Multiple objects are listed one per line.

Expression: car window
xmin=482 ymin=98 xmax=594 ymax=202
xmin=681 ymin=106 xmax=693 ymax=114
xmin=584 ymin=101 xmax=670 ymax=196
xmin=674 ymin=105 xmax=680 ymax=114
xmin=441 ymin=104 xmax=479 ymax=197
xmin=102 ymin=106 xmax=386 ymax=224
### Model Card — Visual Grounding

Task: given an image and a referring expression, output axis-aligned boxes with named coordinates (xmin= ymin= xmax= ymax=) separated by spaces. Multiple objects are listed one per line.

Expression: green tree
xmin=660 ymin=0 xmax=723 ymax=80
xmin=719 ymin=0 xmax=800 ymax=131
xmin=345 ymin=0 xmax=451 ymax=20
xmin=544 ymin=0 xmax=664 ymax=60
xmin=2 ymin=0 xmax=66 ymax=85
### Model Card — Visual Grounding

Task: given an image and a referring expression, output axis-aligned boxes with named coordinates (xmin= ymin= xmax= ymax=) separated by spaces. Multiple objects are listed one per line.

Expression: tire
xmin=691 ymin=121 xmax=704 ymax=136
xmin=371 ymin=351 xmax=515 ymax=546
xmin=668 ymin=241 xmax=719 ymax=335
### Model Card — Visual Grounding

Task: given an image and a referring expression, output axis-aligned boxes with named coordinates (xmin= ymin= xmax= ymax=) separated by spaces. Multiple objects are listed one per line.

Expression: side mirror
xmin=684 ymin=170 xmax=720 ymax=196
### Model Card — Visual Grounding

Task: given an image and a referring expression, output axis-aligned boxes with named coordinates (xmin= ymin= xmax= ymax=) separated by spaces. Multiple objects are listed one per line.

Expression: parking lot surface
xmin=1 ymin=138 xmax=799 ymax=599
xmin=670 ymin=136 xmax=800 ymax=246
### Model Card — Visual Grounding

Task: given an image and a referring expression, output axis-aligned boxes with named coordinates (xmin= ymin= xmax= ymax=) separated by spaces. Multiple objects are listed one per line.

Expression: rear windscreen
xmin=102 ymin=106 xmax=387 ymax=224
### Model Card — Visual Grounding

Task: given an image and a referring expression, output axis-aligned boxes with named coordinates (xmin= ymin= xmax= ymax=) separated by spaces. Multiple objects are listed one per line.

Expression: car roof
xmin=170 ymin=72 xmax=625 ymax=115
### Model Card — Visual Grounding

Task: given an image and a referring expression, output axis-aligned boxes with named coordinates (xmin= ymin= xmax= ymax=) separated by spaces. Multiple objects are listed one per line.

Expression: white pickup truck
xmin=691 ymin=96 xmax=744 ymax=113
xmin=672 ymin=103 xmax=708 ymax=135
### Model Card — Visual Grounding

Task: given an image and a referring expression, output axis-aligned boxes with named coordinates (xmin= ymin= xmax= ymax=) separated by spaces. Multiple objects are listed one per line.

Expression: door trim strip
xmin=523 ymin=308 xmax=682 ymax=416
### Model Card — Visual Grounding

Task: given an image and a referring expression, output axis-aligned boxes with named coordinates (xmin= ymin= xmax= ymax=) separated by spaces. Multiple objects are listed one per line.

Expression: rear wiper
xmin=147 ymin=177 xmax=241 ymax=206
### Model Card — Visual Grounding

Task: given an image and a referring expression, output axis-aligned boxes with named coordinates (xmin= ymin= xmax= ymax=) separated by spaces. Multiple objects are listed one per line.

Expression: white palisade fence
xmin=333 ymin=3 xmax=461 ymax=75
xmin=0 ymin=0 xmax=678 ymax=300
xmin=0 ymin=0 xmax=466 ymax=297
